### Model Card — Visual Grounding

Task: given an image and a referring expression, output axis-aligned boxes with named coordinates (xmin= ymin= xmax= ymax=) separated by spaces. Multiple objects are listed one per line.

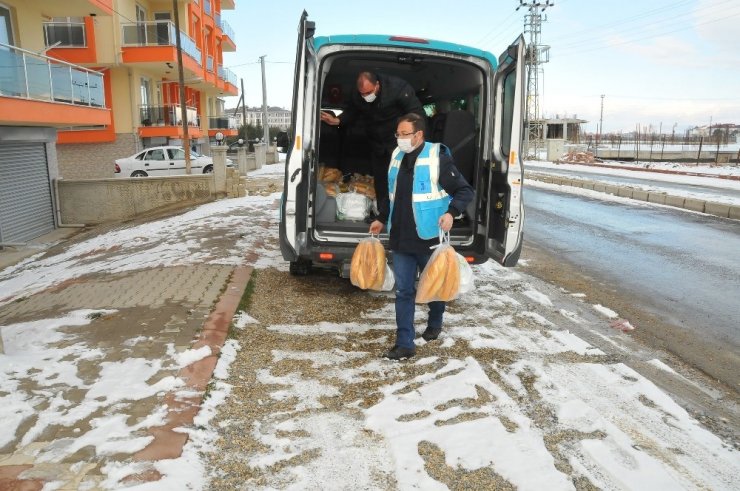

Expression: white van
xmin=280 ymin=12 xmax=526 ymax=276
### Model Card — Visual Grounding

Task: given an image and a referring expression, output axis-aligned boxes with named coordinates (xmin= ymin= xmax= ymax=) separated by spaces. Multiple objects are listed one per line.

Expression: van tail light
xmin=464 ymin=256 xmax=475 ymax=263
xmin=318 ymin=253 xmax=334 ymax=261
xmin=114 ymin=163 xmax=121 ymax=173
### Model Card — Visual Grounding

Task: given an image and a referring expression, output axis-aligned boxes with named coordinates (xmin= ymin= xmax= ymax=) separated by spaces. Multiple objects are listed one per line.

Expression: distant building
xmin=688 ymin=123 xmax=738 ymax=139
xmin=533 ymin=115 xmax=587 ymax=143
xmin=229 ymin=107 xmax=291 ymax=129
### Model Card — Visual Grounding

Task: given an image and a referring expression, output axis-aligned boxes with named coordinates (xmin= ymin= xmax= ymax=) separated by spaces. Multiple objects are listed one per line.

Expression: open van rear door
xmin=486 ymin=36 xmax=526 ymax=266
xmin=279 ymin=11 xmax=316 ymax=263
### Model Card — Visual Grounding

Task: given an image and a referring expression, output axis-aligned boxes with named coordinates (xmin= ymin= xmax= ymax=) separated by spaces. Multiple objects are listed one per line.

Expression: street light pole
xmin=259 ymin=55 xmax=269 ymax=145
xmin=598 ymin=94 xmax=605 ymax=146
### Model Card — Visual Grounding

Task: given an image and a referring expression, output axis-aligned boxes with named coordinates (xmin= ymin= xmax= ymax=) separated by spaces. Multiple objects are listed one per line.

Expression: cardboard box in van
xmin=280 ymin=12 xmax=526 ymax=277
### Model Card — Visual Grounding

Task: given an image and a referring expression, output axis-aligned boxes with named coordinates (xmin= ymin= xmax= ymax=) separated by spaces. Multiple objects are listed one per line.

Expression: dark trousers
xmin=392 ymin=251 xmax=446 ymax=349
xmin=371 ymin=147 xmax=392 ymax=210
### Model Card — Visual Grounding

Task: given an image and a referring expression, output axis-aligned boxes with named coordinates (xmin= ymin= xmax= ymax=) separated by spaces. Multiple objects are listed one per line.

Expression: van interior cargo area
xmin=312 ymin=51 xmax=484 ymax=238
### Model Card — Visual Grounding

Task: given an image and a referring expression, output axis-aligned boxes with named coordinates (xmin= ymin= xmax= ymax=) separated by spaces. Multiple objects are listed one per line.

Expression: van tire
xmin=289 ymin=260 xmax=312 ymax=276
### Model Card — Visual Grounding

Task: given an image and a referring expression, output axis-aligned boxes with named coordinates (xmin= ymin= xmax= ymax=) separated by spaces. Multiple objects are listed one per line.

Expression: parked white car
xmin=114 ymin=146 xmax=234 ymax=177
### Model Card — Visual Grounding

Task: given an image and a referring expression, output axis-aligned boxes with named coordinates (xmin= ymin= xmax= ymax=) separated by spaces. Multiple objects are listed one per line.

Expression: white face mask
xmin=397 ymin=138 xmax=415 ymax=153
xmin=362 ymin=92 xmax=377 ymax=103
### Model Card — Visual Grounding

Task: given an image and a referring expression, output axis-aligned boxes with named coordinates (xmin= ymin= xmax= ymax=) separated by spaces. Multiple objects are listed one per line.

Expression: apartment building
xmin=233 ymin=106 xmax=291 ymax=130
xmin=0 ymin=0 xmax=238 ymax=243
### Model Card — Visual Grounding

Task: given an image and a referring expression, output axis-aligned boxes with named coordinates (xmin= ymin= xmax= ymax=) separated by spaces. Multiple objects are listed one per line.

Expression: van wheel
xmin=289 ymin=260 xmax=311 ymax=276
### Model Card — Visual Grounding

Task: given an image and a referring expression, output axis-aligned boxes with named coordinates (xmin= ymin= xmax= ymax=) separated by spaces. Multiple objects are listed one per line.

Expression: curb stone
xmin=525 ymin=171 xmax=739 ymax=220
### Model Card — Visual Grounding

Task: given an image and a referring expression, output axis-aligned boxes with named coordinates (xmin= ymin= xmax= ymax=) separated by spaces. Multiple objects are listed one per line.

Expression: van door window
xmin=500 ymin=71 xmax=516 ymax=157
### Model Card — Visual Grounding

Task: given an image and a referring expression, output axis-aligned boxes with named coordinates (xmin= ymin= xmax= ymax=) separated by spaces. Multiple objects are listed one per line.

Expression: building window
xmin=0 ymin=4 xmax=14 ymax=46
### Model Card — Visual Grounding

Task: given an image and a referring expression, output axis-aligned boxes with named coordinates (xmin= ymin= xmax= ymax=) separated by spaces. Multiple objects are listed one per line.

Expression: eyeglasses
xmin=394 ymin=131 xmax=417 ymax=138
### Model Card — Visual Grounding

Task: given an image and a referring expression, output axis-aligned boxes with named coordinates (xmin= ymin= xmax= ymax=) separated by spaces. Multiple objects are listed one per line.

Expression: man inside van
xmin=320 ymin=72 xmax=424 ymax=219
xmin=368 ymin=113 xmax=474 ymax=360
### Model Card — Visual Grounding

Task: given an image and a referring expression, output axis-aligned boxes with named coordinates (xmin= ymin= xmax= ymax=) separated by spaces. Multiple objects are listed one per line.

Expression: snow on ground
xmin=526 ymin=178 xmax=732 ymax=218
xmin=0 ymin=192 xmax=284 ymax=307
xmin=1 ymin=159 xmax=737 ymax=489
xmin=225 ymin=258 xmax=737 ymax=489
xmin=526 ymin=160 xmax=740 ymax=206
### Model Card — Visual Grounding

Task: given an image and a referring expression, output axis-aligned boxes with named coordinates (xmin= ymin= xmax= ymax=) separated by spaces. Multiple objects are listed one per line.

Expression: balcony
xmin=44 ymin=21 xmax=86 ymax=47
xmin=217 ymin=64 xmax=238 ymax=96
xmin=208 ymin=114 xmax=238 ymax=136
xmin=221 ymin=0 xmax=235 ymax=10
xmin=121 ymin=22 xmax=202 ymax=77
xmin=220 ymin=19 xmax=236 ymax=51
xmin=138 ymin=103 xmax=203 ymax=139
xmin=218 ymin=65 xmax=238 ymax=86
xmin=0 ymin=42 xmax=110 ymax=127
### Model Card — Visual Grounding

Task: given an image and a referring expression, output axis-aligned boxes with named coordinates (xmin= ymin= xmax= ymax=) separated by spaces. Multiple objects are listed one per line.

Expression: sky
xmin=221 ymin=0 xmax=740 ymax=134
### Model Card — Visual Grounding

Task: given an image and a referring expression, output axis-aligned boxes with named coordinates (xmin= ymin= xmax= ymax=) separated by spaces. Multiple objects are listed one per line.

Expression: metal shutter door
xmin=0 ymin=142 xmax=55 ymax=243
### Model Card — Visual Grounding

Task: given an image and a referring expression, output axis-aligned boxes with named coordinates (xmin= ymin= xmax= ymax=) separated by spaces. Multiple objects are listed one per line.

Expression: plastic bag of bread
xmin=350 ymin=237 xmax=394 ymax=291
xmin=336 ymin=192 xmax=371 ymax=221
xmin=416 ymin=232 xmax=473 ymax=302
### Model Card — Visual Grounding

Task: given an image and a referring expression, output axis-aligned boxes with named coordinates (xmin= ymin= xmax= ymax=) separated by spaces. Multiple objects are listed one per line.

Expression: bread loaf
xmin=436 ymin=248 xmax=460 ymax=301
xmin=350 ymin=238 xmax=386 ymax=290
xmin=370 ymin=240 xmax=386 ymax=290
xmin=416 ymin=248 xmax=447 ymax=303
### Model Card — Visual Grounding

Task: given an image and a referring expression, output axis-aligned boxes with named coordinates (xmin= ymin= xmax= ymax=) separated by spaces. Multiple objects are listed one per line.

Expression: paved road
xmin=523 ymin=187 xmax=740 ymax=385
xmin=526 ymin=165 xmax=740 ymax=202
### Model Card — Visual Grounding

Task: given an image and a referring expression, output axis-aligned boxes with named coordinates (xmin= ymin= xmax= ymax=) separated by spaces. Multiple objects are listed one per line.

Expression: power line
xmin=556 ymin=7 xmax=740 ymax=58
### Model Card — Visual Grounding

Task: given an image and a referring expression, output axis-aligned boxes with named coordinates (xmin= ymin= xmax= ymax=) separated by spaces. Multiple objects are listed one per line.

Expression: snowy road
xmin=524 ymin=185 xmax=740 ymax=387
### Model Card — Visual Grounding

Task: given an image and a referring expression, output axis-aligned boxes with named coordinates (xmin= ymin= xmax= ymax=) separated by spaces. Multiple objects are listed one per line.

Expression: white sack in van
xmin=336 ymin=192 xmax=371 ymax=221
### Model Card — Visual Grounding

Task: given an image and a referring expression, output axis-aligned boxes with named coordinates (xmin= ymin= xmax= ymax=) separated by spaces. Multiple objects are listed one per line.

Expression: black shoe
xmin=383 ymin=345 xmax=416 ymax=360
xmin=421 ymin=327 xmax=442 ymax=341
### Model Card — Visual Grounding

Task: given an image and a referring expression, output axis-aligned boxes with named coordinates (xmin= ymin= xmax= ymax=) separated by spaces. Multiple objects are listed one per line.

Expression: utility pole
xmin=517 ymin=0 xmax=553 ymax=159
xmin=240 ymin=78 xmax=247 ymax=137
xmin=172 ymin=0 xmax=190 ymax=173
xmin=259 ymin=55 xmax=269 ymax=145
xmin=598 ymin=94 xmax=604 ymax=146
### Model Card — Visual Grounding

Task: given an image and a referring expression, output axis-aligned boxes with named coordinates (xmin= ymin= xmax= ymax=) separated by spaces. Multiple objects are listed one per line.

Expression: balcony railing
xmin=209 ymin=114 xmax=237 ymax=129
xmin=139 ymin=104 xmax=199 ymax=127
xmin=121 ymin=21 xmax=201 ymax=65
xmin=221 ymin=19 xmax=235 ymax=41
xmin=219 ymin=65 xmax=237 ymax=86
xmin=43 ymin=21 xmax=86 ymax=48
xmin=0 ymin=41 xmax=105 ymax=107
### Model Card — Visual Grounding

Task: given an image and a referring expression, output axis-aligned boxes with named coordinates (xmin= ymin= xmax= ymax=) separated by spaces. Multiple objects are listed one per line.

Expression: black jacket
xmin=379 ymin=144 xmax=475 ymax=255
xmin=338 ymin=73 xmax=424 ymax=154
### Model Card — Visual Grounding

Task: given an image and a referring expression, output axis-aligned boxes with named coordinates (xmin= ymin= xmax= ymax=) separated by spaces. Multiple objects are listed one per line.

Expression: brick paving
xmin=0 ymin=263 xmax=252 ymax=488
